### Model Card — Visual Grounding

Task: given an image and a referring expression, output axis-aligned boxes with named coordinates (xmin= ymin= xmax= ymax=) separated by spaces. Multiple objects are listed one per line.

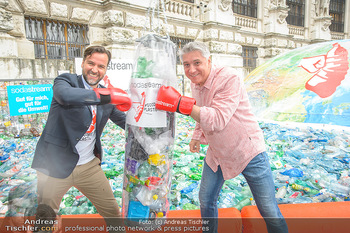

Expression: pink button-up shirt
xmin=191 ymin=65 xmax=266 ymax=180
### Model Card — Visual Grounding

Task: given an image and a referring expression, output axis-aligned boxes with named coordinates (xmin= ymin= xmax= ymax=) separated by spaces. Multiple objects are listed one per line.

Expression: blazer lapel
xmin=77 ymin=75 xmax=85 ymax=88
xmin=79 ymin=75 xmax=93 ymax=115
xmin=96 ymin=105 xmax=103 ymax=135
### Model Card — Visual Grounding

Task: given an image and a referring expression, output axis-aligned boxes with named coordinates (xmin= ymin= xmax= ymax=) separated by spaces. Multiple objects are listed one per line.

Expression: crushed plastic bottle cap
xmin=157 ymin=212 xmax=164 ymax=218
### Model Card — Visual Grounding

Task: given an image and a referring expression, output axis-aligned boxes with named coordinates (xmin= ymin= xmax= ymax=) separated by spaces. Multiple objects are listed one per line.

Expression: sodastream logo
xmin=10 ymin=86 xmax=52 ymax=94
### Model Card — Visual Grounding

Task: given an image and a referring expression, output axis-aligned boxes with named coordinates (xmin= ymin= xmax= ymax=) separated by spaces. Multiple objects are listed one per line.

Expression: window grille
xmin=286 ymin=0 xmax=305 ymax=27
xmin=242 ymin=46 xmax=258 ymax=69
xmin=24 ymin=17 xmax=90 ymax=60
xmin=329 ymin=0 xmax=345 ymax=32
xmin=170 ymin=36 xmax=194 ymax=65
xmin=232 ymin=0 xmax=257 ymax=18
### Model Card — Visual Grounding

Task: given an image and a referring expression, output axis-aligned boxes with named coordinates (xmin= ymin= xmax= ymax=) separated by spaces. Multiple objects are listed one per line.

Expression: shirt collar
xmin=81 ymin=76 xmax=94 ymax=90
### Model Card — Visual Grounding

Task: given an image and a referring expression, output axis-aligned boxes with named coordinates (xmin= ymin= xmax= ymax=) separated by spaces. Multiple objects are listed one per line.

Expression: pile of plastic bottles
xmin=0 ymin=114 xmax=349 ymax=216
xmin=0 ymin=137 xmax=38 ymax=216
xmin=264 ymin=121 xmax=350 ymax=206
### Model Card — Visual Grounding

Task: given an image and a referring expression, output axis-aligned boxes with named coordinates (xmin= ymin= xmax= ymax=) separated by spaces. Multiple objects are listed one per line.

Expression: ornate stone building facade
xmin=0 ymin=0 xmax=349 ymax=86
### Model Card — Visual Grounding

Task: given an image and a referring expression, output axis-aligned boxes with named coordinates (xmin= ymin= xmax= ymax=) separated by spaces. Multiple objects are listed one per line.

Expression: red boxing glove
xmin=94 ymin=88 xmax=132 ymax=112
xmin=155 ymin=86 xmax=196 ymax=115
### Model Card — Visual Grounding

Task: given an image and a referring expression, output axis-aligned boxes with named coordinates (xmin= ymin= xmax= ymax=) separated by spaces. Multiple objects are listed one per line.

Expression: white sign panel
xmin=75 ymin=58 xmax=133 ymax=91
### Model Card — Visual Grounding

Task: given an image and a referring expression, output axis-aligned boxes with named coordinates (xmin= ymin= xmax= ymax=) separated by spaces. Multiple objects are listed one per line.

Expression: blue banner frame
xmin=7 ymin=84 xmax=53 ymax=116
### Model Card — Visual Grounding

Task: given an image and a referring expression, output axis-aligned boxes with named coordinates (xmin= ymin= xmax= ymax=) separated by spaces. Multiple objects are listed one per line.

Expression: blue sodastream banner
xmin=7 ymin=84 xmax=53 ymax=116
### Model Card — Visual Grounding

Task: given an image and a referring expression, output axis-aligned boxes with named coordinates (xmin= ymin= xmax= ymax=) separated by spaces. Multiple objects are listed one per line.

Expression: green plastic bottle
xmin=234 ymin=197 xmax=252 ymax=211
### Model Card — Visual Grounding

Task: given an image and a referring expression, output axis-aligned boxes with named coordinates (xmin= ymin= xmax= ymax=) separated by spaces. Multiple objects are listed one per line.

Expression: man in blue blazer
xmin=31 ymin=46 xmax=130 ymax=232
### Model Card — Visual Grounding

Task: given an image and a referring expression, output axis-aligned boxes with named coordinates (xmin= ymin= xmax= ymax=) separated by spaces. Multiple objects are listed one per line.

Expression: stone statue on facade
xmin=265 ymin=0 xmax=289 ymax=34
xmin=312 ymin=0 xmax=332 ymax=40
xmin=315 ymin=0 xmax=330 ymax=17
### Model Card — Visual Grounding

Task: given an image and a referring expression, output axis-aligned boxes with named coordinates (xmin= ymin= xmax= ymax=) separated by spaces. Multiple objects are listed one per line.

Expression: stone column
xmin=8 ymin=12 xmax=35 ymax=59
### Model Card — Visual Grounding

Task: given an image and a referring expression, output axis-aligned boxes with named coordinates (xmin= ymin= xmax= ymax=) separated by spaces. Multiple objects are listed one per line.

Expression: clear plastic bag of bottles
xmin=122 ymin=34 xmax=177 ymax=230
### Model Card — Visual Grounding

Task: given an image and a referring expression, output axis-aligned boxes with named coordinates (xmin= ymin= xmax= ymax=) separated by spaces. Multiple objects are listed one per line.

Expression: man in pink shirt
xmin=156 ymin=42 xmax=288 ymax=233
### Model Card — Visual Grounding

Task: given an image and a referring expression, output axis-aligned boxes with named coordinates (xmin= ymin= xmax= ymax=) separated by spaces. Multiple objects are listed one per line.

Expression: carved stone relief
xmin=269 ymin=0 xmax=287 ymax=9
xmin=277 ymin=10 xmax=288 ymax=24
xmin=218 ymin=0 xmax=231 ymax=12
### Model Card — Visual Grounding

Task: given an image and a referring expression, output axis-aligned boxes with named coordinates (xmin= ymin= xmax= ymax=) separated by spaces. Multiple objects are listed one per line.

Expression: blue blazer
xmin=31 ymin=73 xmax=126 ymax=178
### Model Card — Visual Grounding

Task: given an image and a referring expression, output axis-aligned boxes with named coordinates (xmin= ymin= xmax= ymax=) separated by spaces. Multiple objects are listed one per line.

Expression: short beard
xmin=83 ymin=74 xmax=102 ymax=87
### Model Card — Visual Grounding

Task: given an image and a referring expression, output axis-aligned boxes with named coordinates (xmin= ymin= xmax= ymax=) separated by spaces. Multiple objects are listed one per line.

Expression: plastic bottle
xmin=219 ymin=193 xmax=238 ymax=208
xmin=316 ymin=159 xmax=344 ymax=172
xmin=289 ymin=191 xmax=302 ymax=198
xmin=234 ymin=197 xmax=252 ymax=211
xmin=311 ymin=192 xmax=331 ymax=203
xmin=135 ymin=186 xmax=154 ymax=206
xmin=318 ymin=179 xmax=350 ymax=195
xmin=182 ymin=203 xmax=198 ymax=210
xmin=189 ymin=173 xmax=201 ymax=181
xmin=149 ymin=198 xmax=165 ymax=210
xmin=292 ymin=196 xmax=313 ymax=204
xmin=138 ymin=161 xmax=152 ymax=178
xmin=295 ymin=179 xmax=320 ymax=190
xmin=275 ymin=186 xmax=287 ymax=199
xmin=302 ymin=187 xmax=319 ymax=196
xmin=250 ymin=197 xmax=256 ymax=205
xmin=62 ymin=194 xmax=74 ymax=207
xmin=280 ymin=168 xmax=304 ymax=177
xmin=291 ymin=183 xmax=304 ymax=191
xmin=180 ymin=182 xmax=198 ymax=195
xmin=310 ymin=179 xmax=323 ymax=190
